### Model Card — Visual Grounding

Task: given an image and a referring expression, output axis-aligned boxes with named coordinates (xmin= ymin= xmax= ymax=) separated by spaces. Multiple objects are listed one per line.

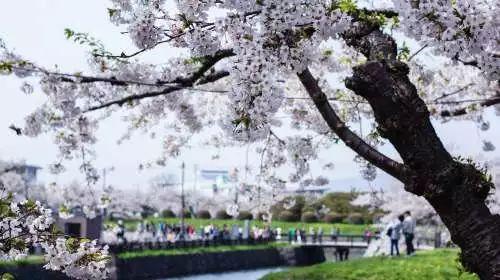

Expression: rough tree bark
xmin=300 ymin=21 xmax=500 ymax=279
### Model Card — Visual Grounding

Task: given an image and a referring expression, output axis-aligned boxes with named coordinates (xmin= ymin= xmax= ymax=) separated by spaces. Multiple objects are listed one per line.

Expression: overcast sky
xmin=0 ymin=0 xmax=499 ymax=192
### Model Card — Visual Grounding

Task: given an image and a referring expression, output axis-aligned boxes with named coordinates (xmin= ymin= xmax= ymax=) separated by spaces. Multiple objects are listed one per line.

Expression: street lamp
xmin=179 ymin=162 xmax=186 ymax=240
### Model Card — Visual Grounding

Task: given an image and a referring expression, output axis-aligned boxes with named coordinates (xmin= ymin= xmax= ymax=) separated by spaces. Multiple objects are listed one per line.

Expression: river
xmin=162 ymin=248 xmax=366 ymax=280
xmin=162 ymin=267 xmax=284 ymax=280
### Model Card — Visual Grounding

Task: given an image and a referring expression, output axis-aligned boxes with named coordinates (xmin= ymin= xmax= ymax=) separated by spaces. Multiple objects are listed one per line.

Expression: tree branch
xmin=432 ymin=84 xmax=474 ymax=101
xmin=408 ymin=44 xmax=428 ymax=61
xmin=297 ymin=68 xmax=409 ymax=182
xmin=440 ymin=96 xmax=500 ymax=117
xmin=11 ymin=66 xmax=177 ymax=87
xmin=84 ymin=49 xmax=235 ymax=112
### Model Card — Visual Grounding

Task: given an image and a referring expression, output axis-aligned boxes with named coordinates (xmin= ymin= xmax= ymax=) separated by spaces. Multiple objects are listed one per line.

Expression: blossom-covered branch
xmin=297 ymin=68 xmax=408 ymax=182
xmin=440 ymin=95 xmax=500 ymax=117
xmin=0 ymin=162 xmax=109 ymax=279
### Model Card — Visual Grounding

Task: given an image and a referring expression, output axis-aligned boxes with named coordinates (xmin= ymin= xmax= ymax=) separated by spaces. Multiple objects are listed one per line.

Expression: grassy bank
xmin=118 ymin=242 xmax=292 ymax=259
xmin=0 ymin=255 xmax=44 ymax=268
xmin=107 ymin=217 xmax=372 ymax=235
xmin=261 ymin=249 xmax=478 ymax=280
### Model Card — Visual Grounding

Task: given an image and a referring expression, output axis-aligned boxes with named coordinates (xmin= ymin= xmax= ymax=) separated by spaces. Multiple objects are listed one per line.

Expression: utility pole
xmin=102 ymin=168 xmax=107 ymax=189
xmin=234 ymin=180 xmax=238 ymax=205
xmin=193 ymin=164 xmax=198 ymax=192
xmin=180 ymin=162 xmax=186 ymax=240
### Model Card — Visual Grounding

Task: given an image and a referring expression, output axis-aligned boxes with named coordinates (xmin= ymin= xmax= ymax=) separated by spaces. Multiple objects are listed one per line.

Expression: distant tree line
xmin=148 ymin=192 xmax=381 ymax=225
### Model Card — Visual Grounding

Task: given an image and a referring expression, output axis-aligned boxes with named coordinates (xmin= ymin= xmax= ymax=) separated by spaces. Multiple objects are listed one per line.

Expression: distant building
xmin=57 ymin=208 xmax=102 ymax=240
xmin=294 ymin=186 xmax=330 ymax=196
xmin=197 ymin=169 xmax=233 ymax=196
xmin=12 ymin=164 xmax=41 ymax=185
xmin=11 ymin=164 xmax=41 ymax=198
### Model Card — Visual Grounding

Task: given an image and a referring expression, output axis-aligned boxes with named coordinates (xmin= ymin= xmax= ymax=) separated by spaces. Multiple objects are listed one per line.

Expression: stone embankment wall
xmin=114 ymin=246 xmax=325 ymax=280
xmin=0 ymin=246 xmax=326 ymax=280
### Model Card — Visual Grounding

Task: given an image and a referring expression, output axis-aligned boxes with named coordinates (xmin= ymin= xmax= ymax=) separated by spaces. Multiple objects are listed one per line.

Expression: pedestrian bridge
xmin=108 ymin=234 xmax=377 ymax=261
xmin=284 ymin=236 xmax=377 ymax=261
xmin=299 ymin=241 xmax=370 ymax=249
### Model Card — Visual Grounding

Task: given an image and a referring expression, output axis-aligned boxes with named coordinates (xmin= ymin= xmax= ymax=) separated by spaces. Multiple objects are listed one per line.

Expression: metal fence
xmin=107 ymin=234 xmax=379 ymax=253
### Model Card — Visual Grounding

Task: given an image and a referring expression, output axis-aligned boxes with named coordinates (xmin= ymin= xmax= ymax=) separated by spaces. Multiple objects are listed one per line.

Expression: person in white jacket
xmin=389 ymin=215 xmax=404 ymax=256
xmin=402 ymin=211 xmax=416 ymax=255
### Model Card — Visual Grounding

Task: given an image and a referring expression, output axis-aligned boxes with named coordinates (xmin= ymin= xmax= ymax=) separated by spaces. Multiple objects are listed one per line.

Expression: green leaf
xmin=65 ymin=237 xmax=80 ymax=252
xmin=64 ymin=28 xmax=75 ymax=39
xmin=1 ymin=273 xmax=15 ymax=280
xmin=322 ymin=49 xmax=333 ymax=57
xmin=397 ymin=42 xmax=411 ymax=61
xmin=107 ymin=8 xmax=118 ymax=18
xmin=242 ymin=34 xmax=253 ymax=41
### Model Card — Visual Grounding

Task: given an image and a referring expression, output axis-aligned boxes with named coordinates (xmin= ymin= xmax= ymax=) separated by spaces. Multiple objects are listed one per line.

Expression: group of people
xmin=386 ymin=211 xmax=416 ymax=256
xmin=113 ymin=220 xmax=355 ymax=245
xmin=287 ymin=227 xmax=343 ymax=244
xmin=113 ymin=220 xmax=280 ymax=244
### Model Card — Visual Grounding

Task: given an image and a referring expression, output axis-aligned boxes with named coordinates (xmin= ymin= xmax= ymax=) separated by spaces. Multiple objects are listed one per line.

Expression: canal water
xmin=163 ymin=248 xmax=366 ymax=280
xmin=164 ymin=267 xmax=284 ymax=280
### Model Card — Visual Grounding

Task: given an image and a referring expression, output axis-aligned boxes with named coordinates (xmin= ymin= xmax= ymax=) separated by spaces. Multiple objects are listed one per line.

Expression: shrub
xmin=237 ymin=211 xmax=253 ymax=220
xmin=279 ymin=210 xmax=298 ymax=222
xmin=215 ymin=210 xmax=232 ymax=220
xmin=271 ymin=196 xmax=305 ymax=221
xmin=161 ymin=209 xmax=176 ymax=218
xmin=301 ymin=212 xmax=318 ymax=223
xmin=178 ymin=209 xmax=192 ymax=219
xmin=140 ymin=205 xmax=156 ymax=219
xmin=323 ymin=212 xmax=345 ymax=223
xmin=345 ymin=213 xmax=364 ymax=225
xmin=196 ymin=210 xmax=211 ymax=219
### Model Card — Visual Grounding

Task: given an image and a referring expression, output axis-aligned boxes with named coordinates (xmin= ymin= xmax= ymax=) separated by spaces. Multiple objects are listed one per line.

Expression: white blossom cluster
xmin=286 ymin=136 xmax=318 ymax=183
xmin=353 ymin=184 xmax=441 ymax=224
xmin=300 ymin=176 xmax=330 ymax=187
xmin=1 ymin=0 xmax=500 ymax=242
xmin=393 ymin=0 xmax=499 ymax=80
xmin=0 ymin=197 xmax=53 ymax=260
xmin=0 ymin=164 xmax=110 ymax=279
xmin=128 ymin=9 xmax=163 ymax=49
xmin=43 ymin=238 xmax=109 ymax=280
xmin=0 ymin=196 xmax=109 ymax=279
xmin=45 ymin=181 xmax=110 ymax=220
xmin=107 ymin=0 xmax=352 ymax=142
xmin=409 ymin=60 xmax=498 ymax=119
xmin=354 ymin=155 xmax=377 ymax=182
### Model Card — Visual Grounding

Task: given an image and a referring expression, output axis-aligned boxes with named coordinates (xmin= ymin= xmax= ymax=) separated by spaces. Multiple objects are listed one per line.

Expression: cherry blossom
xmin=2 ymin=1 xmax=500 ymax=275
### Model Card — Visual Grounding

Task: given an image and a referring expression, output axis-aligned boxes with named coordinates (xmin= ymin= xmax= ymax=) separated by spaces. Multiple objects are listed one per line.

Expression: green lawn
xmin=106 ymin=217 xmax=372 ymax=235
xmin=117 ymin=242 xmax=292 ymax=259
xmin=261 ymin=249 xmax=477 ymax=280
xmin=0 ymin=255 xmax=44 ymax=268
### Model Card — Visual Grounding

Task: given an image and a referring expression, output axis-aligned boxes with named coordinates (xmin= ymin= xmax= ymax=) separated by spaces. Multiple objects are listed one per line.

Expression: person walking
xmin=288 ymin=227 xmax=294 ymax=244
xmin=318 ymin=227 xmax=323 ymax=244
xmin=402 ymin=211 xmax=416 ymax=255
xmin=276 ymin=227 xmax=282 ymax=241
xmin=330 ymin=227 xmax=337 ymax=242
xmin=310 ymin=227 xmax=316 ymax=243
xmin=116 ymin=220 xmax=126 ymax=244
xmin=389 ymin=215 xmax=404 ymax=256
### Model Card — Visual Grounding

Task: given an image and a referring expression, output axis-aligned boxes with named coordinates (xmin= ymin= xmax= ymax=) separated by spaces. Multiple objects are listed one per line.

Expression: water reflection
xmin=162 ymin=248 xmax=366 ymax=280
xmin=163 ymin=267 xmax=283 ymax=280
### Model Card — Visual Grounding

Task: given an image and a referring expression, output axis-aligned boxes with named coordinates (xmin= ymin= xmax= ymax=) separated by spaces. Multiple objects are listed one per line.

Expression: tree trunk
xmin=426 ymin=165 xmax=500 ymax=279
xmin=339 ymin=23 xmax=500 ymax=279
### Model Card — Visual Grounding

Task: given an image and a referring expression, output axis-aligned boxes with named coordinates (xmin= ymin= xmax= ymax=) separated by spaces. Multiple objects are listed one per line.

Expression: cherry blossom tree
xmin=1 ymin=0 xmax=500 ymax=278
xmin=0 ymin=161 xmax=109 ymax=279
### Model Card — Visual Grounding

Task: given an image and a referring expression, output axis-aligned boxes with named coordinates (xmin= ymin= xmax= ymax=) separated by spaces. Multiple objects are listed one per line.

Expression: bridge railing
xmin=106 ymin=234 xmax=379 ymax=253
xmin=108 ymin=238 xmax=273 ymax=253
